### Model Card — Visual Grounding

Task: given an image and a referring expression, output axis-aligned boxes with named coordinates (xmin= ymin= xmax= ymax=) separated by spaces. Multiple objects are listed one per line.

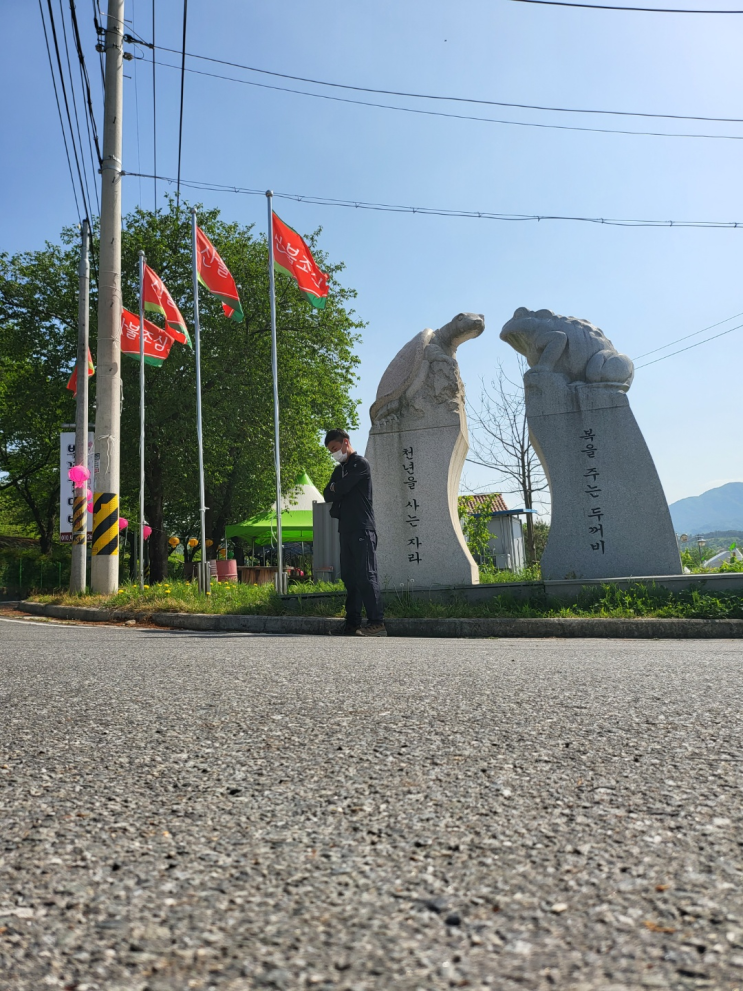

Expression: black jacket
xmin=323 ymin=452 xmax=376 ymax=533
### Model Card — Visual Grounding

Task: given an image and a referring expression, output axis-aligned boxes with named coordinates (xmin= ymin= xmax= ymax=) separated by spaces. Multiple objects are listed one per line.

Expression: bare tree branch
xmin=467 ymin=359 xmax=548 ymax=563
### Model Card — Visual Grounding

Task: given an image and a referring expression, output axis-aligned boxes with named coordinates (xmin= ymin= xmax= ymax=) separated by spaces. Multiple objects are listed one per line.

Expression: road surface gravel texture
xmin=0 ymin=619 xmax=742 ymax=991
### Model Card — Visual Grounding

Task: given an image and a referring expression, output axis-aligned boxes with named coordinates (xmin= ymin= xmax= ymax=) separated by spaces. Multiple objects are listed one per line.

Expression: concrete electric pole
xmin=70 ymin=219 xmax=90 ymax=594
xmin=91 ymin=0 xmax=125 ymax=594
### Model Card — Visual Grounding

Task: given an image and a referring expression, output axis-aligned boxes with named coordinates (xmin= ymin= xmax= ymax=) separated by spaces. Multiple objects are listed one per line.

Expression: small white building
xmin=463 ymin=493 xmax=530 ymax=571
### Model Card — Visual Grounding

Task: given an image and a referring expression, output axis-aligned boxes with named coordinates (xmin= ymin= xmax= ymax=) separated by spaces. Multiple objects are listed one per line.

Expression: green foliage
xmin=531 ymin=520 xmax=550 ymax=561
xmin=479 ymin=562 xmax=542 ymax=583
xmin=458 ymin=494 xmax=498 ymax=562
xmin=0 ymin=240 xmax=83 ymax=551
xmin=0 ymin=202 xmax=363 ymax=574
xmin=0 ymin=539 xmax=71 ymax=594
xmin=118 ymin=200 xmax=361 ymax=578
xmin=32 ymin=577 xmax=743 ymax=621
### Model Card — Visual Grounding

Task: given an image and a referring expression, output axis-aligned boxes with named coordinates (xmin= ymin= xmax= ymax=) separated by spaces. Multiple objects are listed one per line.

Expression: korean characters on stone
xmin=581 ymin=429 xmax=606 ymax=554
xmin=403 ymin=446 xmax=422 ymax=565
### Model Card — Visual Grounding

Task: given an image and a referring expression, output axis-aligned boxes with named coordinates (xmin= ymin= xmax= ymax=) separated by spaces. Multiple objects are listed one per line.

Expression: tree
xmin=0 ymin=240 xmax=84 ymax=553
xmin=468 ymin=362 xmax=549 ymax=564
xmin=118 ymin=199 xmax=362 ymax=580
xmin=458 ymin=494 xmax=498 ymax=563
xmin=0 ymin=201 xmax=363 ymax=579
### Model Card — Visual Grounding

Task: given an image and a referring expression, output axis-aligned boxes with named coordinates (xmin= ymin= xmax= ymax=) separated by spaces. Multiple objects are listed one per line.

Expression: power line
xmin=175 ymin=0 xmax=187 ymax=211
xmin=131 ymin=0 xmax=143 ymax=208
xmin=148 ymin=43 xmax=743 ymax=126
xmin=38 ymin=0 xmax=81 ymax=222
xmin=57 ymin=0 xmax=96 ymax=218
xmin=69 ymin=0 xmax=101 ymax=215
xmin=45 ymin=0 xmax=91 ymax=220
xmin=508 ymin=0 xmax=743 ymax=10
xmin=151 ymin=0 xmax=157 ymax=213
xmin=69 ymin=0 xmax=102 ymax=163
xmin=91 ymin=0 xmax=104 ymax=90
xmin=124 ymin=170 xmax=743 ymax=228
xmin=633 ymin=310 xmax=743 ymax=360
xmin=634 ymin=322 xmax=743 ymax=368
xmin=150 ymin=57 xmax=743 ymax=142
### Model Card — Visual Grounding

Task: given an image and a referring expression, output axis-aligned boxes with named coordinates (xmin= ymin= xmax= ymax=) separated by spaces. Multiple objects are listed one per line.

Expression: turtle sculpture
xmin=365 ymin=313 xmax=485 ymax=588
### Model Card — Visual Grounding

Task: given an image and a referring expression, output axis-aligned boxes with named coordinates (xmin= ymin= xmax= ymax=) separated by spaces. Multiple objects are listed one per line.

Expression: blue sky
xmin=3 ymin=0 xmax=743 ymax=512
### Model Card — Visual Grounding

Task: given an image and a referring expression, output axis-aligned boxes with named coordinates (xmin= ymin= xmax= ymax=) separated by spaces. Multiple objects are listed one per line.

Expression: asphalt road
xmin=1 ymin=617 xmax=742 ymax=991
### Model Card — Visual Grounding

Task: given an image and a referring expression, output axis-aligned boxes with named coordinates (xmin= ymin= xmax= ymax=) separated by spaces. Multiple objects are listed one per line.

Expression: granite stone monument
xmin=365 ymin=312 xmax=485 ymax=588
xmin=500 ymin=306 xmax=681 ymax=580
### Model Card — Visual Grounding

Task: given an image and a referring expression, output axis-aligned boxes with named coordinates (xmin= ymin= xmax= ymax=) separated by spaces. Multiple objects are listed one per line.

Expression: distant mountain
xmin=669 ymin=482 xmax=743 ymax=535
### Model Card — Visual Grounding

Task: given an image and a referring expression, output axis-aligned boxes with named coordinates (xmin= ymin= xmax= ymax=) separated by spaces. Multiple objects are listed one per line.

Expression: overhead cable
xmin=150 ymin=58 xmax=743 ymax=141
xmin=508 ymin=0 xmax=743 ymax=10
xmin=175 ymin=0 xmax=187 ymax=210
xmin=57 ymin=0 xmax=96 ymax=218
xmin=146 ymin=44 xmax=743 ymax=126
xmin=69 ymin=1 xmax=101 ymax=214
xmin=69 ymin=0 xmax=102 ymax=163
xmin=124 ymin=171 xmax=743 ymax=228
xmin=151 ymin=0 xmax=157 ymax=213
xmin=632 ymin=310 xmax=743 ymax=359
xmin=45 ymin=0 xmax=91 ymax=220
xmin=634 ymin=322 xmax=743 ymax=367
xmin=38 ymin=0 xmax=82 ymax=222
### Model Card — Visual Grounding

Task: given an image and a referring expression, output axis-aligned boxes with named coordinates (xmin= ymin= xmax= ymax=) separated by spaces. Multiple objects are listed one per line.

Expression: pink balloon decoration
xmin=143 ymin=525 xmax=152 ymax=540
xmin=118 ymin=518 xmax=128 ymax=530
xmin=68 ymin=465 xmax=91 ymax=485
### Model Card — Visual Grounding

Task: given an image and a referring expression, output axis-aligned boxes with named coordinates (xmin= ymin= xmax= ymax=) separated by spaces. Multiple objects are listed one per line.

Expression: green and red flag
xmin=195 ymin=226 xmax=244 ymax=322
xmin=120 ymin=309 xmax=175 ymax=367
xmin=142 ymin=264 xmax=192 ymax=347
xmin=66 ymin=348 xmax=95 ymax=396
xmin=272 ymin=212 xmax=328 ymax=310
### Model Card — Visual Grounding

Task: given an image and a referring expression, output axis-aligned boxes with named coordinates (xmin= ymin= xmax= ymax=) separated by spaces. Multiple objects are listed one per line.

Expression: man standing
xmin=323 ymin=429 xmax=386 ymax=637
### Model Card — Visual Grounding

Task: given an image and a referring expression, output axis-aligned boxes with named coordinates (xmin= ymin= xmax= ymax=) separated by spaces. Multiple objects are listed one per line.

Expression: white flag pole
xmin=138 ymin=250 xmax=145 ymax=591
xmin=191 ymin=208 xmax=210 ymax=594
xmin=266 ymin=191 xmax=285 ymax=593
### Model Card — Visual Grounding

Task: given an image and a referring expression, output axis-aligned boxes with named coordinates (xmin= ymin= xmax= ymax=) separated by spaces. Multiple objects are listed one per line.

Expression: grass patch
xmin=29 ymin=577 xmax=743 ymax=621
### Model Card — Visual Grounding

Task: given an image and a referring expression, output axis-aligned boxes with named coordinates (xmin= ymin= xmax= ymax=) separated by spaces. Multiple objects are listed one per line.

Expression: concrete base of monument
xmin=284 ymin=570 xmax=743 ymax=608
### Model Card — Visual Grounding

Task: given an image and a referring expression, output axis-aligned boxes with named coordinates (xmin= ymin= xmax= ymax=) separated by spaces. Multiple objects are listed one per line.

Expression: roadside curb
xmin=17 ymin=601 xmax=743 ymax=638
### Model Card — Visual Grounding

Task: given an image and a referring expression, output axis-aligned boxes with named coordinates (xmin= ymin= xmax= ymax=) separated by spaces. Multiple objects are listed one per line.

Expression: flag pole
xmin=70 ymin=219 xmax=90 ymax=594
xmin=266 ymin=191 xmax=285 ymax=594
xmin=138 ymin=250 xmax=146 ymax=591
xmin=191 ymin=207 xmax=210 ymax=595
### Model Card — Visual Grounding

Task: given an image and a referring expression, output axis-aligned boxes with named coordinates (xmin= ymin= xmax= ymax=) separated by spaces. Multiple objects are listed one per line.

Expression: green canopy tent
xmin=225 ymin=472 xmax=323 ymax=546
xmin=225 ymin=507 xmax=314 ymax=546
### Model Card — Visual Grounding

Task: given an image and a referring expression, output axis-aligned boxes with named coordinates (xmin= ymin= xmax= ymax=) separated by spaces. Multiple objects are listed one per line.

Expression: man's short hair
xmin=324 ymin=428 xmax=349 ymax=447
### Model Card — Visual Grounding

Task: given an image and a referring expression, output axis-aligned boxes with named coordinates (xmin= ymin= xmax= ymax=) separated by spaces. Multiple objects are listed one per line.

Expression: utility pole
xmin=70 ymin=220 xmax=90 ymax=594
xmin=91 ymin=0 xmax=124 ymax=593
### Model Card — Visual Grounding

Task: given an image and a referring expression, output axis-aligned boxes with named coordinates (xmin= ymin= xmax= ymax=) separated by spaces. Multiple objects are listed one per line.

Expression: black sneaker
xmin=330 ymin=623 xmax=360 ymax=636
xmin=355 ymin=623 xmax=387 ymax=638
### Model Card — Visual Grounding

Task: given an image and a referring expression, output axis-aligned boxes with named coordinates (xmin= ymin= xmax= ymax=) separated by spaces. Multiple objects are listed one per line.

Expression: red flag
xmin=120 ymin=309 xmax=175 ymax=366
xmin=142 ymin=264 xmax=191 ymax=347
xmin=195 ymin=227 xmax=244 ymax=322
xmin=66 ymin=348 xmax=95 ymax=396
xmin=272 ymin=212 xmax=328 ymax=310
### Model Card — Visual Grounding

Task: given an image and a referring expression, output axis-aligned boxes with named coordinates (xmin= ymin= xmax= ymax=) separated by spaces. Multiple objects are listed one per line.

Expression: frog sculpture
xmin=500 ymin=307 xmax=634 ymax=392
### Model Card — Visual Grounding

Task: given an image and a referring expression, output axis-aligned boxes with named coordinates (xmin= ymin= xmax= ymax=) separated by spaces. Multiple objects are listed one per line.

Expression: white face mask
xmin=331 ymin=449 xmax=348 ymax=463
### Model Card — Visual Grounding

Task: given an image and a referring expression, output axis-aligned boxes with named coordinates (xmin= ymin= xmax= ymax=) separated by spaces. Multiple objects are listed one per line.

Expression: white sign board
xmin=59 ymin=431 xmax=95 ymax=542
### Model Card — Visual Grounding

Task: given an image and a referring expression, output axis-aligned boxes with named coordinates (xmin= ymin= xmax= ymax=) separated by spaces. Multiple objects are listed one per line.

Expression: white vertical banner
xmin=59 ymin=431 xmax=95 ymax=542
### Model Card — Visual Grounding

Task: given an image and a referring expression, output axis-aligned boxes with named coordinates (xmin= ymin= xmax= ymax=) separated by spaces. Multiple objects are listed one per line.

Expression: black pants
xmin=340 ymin=529 xmax=384 ymax=627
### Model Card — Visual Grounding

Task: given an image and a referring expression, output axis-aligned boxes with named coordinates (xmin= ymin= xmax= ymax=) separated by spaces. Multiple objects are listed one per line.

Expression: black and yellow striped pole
xmin=92 ymin=492 xmax=119 ymax=559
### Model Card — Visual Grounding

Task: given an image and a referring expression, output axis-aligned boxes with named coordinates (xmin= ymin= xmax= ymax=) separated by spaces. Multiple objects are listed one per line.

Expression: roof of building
xmin=462 ymin=493 xmax=508 ymax=513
